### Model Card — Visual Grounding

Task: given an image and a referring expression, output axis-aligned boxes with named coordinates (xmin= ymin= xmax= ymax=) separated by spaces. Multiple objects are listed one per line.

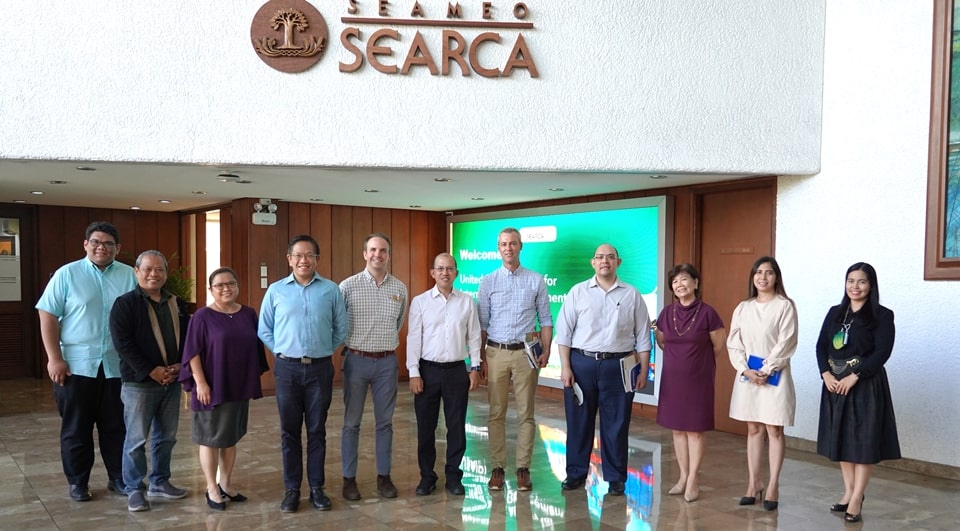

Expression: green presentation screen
xmin=448 ymin=197 xmax=670 ymax=405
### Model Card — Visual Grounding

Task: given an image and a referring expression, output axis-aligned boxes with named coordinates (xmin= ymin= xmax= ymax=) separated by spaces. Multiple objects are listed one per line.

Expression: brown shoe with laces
xmin=487 ymin=467 xmax=505 ymax=490
xmin=517 ymin=467 xmax=532 ymax=491
xmin=342 ymin=477 xmax=360 ymax=501
xmin=377 ymin=474 xmax=398 ymax=498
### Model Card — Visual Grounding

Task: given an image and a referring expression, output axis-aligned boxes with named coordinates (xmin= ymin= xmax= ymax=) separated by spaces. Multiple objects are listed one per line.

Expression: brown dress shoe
xmin=517 ymin=468 xmax=533 ymax=491
xmin=377 ymin=475 xmax=398 ymax=498
xmin=342 ymin=477 xmax=361 ymax=501
xmin=487 ymin=467 xmax=505 ymax=491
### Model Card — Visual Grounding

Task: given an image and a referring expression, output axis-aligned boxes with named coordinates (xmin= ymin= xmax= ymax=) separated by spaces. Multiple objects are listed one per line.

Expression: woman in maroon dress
xmin=654 ymin=264 xmax=726 ymax=502
xmin=180 ymin=267 xmax=268 ymax=510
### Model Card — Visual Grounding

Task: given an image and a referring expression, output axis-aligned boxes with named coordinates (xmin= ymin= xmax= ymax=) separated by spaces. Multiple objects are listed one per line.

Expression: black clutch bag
xmin=827 ymin=356 xmax=861 ymax=379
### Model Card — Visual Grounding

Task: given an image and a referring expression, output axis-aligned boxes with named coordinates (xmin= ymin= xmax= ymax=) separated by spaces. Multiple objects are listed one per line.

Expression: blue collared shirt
xmin=258 ymin=272 xmax=348 ymax=358
xmin=478 ymin=264 xmax=553 ymax=343
xmin=35 ymin=258 xmax=137 ymax=378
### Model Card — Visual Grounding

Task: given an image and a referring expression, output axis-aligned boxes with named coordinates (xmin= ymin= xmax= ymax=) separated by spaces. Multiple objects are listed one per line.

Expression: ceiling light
xmin=409 ymin=205 xmax=421 ymax=208
xmin=49 ymin=180 xmax=69 ymax=185
xmin=217 ymin=173 xmax=240 ymax=182
xmin=13 ymin=199 xmax=26 ymax=203
xmin=75 ymin=166 xmax=96 ymax=171
xmin=549 ymin=187 xmax=564 ymax=191
xmin=649 ymin=175 xmax=669 ymax=180
xmin=364 ymin=189 xmax=379 ymax=193
xmin=236 ymin=180 xmax=252 ymax=184
xmin=471 ymin=197 xmax=484 ymax=201
xmin=192 ymin=190 xmax=207 ymax=195
xmin=158 ymin=199 xmax=172 ymax=204
xmin=30 ymin=191 xmax=43 ymax=195
xmin=130 ymin=206 xmax=141 ymax=210
xmin=434 ymin=178 xmax=451 ymax=182
xmin=309 ymin=198 xmax=324 ymax=202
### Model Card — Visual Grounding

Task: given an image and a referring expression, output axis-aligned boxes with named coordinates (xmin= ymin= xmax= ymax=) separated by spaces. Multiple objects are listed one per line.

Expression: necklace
xmin=832 ymin=308 xmax=853 ymax=350
xmin=672 ymin=301 xmax=702 ymax=336
xmin=212 ymin=303 xmax=240 ymax=318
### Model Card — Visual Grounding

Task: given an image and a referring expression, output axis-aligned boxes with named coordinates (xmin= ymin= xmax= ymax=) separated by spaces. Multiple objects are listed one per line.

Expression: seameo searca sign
xmin=252 ymin=0 xmax=539 ymax=78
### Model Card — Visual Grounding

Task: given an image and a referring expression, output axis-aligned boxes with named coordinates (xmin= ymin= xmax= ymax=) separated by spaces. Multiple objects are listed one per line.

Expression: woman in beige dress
xmin=727 ymin=256 xmax=798 ymax=511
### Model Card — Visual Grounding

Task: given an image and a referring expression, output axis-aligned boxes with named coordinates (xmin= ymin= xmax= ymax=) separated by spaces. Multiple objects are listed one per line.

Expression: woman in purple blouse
xmin=180 ymin=267 xmax=268 ymax=510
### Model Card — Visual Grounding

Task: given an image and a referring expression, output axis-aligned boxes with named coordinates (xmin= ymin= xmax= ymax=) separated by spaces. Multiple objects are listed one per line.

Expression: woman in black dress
xmin=815 ymin=262 xmax=900 ymax=523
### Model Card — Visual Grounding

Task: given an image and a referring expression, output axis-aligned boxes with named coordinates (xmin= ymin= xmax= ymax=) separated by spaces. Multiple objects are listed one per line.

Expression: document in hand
xmin=620 ymin=355 xmax=642 ymax=392
xmin=572 ymin=382 xmax=584 ymax=406
xmin=747 ymin=354 xmax=780 ymax=386
xmin=523 ymin=340 xmax=543 ymax=369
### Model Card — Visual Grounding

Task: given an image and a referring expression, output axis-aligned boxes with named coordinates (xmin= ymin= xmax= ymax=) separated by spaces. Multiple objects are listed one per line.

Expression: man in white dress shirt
xmin=406 ymin=253 xmax=482 ymax=496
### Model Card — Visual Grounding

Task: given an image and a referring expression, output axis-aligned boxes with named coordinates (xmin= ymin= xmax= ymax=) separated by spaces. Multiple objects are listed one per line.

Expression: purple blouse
xmin=180 ymin=305 xmax=268 ymax=411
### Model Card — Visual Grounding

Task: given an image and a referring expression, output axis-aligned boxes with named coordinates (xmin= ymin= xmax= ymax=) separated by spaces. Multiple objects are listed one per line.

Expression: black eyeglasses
xmin=87 ymin=238 xmax=117 ymax=249
xmin=211 ymin=281 xmax=239 ymax=290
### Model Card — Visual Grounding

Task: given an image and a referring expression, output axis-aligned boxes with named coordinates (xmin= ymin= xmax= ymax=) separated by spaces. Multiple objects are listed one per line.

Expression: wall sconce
xmin=252 ymin=199 xmax=278 ymax=225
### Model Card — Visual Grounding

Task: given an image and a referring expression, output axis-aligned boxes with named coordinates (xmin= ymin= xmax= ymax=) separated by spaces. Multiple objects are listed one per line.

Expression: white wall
xmin=779 ymin=0 xmax=960 ymax=467
xmin=0 ymin=1 xmax=823 ymax=175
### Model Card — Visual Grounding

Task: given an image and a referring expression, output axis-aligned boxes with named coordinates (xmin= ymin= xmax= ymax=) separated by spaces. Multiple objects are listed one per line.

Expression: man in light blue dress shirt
xmin=36 ymin=221 xmax=136 ymax=502
xmin=259 ymin=235 xmax=348 ymax=513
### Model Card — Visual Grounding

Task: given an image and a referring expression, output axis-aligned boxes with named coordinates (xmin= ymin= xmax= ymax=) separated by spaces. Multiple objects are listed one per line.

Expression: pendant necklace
xmin=832 ymin=308 xmax=853 ymax=350
xmin=672 ymin=301 xmax=701 ymax=336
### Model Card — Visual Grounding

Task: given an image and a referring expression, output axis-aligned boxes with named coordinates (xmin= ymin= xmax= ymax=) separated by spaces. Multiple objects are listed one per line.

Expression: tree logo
xmin=251 ymin=0 xmax=328 ymax=73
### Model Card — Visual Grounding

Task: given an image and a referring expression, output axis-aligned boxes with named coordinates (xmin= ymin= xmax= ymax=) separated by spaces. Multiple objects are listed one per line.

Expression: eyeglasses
xmin=289 ymin=253 xmax=318 ymax=261
xmin=433 ymin=266 xmax=456 ymax=272
xmin=592 ymin=254 xmax=617 ymax=261
xmin=211 ymin=281 xmax=238 ymax=290
xmin=87 ymin=238 xmax=117 ymax=249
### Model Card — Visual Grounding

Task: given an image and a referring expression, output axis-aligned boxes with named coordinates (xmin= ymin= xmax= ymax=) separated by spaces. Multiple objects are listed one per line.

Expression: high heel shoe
xmin=830 ymin=495 xmax=863 ymax=513
xmin=668 ymin=482 xmax=685 ymax=496
xmin=738 ymin=487 xmax=763 ymax=506
xmin=843 ymin=496 xmax=865 ymax=522
xmin=206 ymin=490 xmax=226 ymax=511
xmin=219 ymin=485 xmax=247 ymax=502
xmin=684 ymin=488 xmax=699 ymax=503
xmin=762 ymin=499 xmax=778 ymax=511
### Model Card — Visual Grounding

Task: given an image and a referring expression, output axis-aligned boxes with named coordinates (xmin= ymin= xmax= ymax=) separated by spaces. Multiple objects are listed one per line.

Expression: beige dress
xmin=727 ymin=296 xmax=798 ymax=426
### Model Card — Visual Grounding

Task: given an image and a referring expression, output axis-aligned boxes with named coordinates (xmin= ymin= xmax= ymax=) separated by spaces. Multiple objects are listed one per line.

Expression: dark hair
xmin=85 ymin=221 xmax=120 ymax=244
xmin=208 ymin=267 xmax=238 ymax=287
xmin=288 ymin=235 xmax=320 ymax=256
xmin=667 ymin=263 xmax=701 ymax=299
xmin=836 ymin=262 xmax=880 ymax=327
xmin=747 ymin=256 xmax=789 ymax=299
xmin=363 ymin=232 xmax=392 ymax=252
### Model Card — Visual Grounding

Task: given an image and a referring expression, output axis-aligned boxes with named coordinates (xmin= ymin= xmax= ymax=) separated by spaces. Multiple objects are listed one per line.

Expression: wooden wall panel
xmin=330 ymin=205 xmax=354 ymax=283
xmin=310 ymin=204 xmax=333 ymax=279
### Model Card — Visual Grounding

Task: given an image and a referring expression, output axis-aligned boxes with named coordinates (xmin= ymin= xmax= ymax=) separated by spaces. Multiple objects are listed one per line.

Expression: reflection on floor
xmin=0 ymin=377 xmax=957 ymax=530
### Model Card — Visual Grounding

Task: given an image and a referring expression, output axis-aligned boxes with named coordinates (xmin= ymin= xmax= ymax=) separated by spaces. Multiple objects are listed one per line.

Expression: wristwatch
xmin=470 ymin=366 xmax=481 ymax=372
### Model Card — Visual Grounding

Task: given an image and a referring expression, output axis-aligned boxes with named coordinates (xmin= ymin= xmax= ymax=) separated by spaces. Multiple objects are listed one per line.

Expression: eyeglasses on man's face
xmin=87 ymin=238 xmax=117 ymax=249
xmin=211 ymin=281 xmax=238 ymax=290
xmin=289 ymin=253 xmax=318 ymax=261
xmin=433 ymin=266 xmax=456 ymax=272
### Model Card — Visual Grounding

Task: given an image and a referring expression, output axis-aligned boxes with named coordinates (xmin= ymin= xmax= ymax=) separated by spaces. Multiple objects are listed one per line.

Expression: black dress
xmin=815 ymin=304 xmax=900 ymax=464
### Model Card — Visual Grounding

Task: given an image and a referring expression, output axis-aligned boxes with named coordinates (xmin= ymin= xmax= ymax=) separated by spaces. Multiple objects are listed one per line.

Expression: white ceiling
xmin=0 ymin=160 xmax=761 ymax=213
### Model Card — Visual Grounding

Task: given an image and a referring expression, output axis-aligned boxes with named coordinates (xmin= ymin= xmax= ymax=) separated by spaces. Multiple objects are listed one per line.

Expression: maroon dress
xmin=656 ymin=299 xmax=723 ymax=432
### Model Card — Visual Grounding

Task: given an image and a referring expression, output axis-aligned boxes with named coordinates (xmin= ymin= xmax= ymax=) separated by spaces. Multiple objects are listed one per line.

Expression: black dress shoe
xmin=763 ymin=500 xmax=779 ymax=511
xmin=219 ymin=485 xmax=247 ymax=502
xmin=280 ymin=488 xmax=300 ymax=513
xmin=445 ymin=480 xmax=465 ymax=496
xmin=107 ymin=479 xmax=126 ymax=495
xmin=830 ymin=502 xmax=849 ymax=512
xmin=608 ymin=481 xmax=625 ymax=495
xmin=206 ymin=491 xmax=226 ymax=511
xmin=844 ymin=512 xmax=862 ymax=523
xmin=739 ymin=488 xmax=763 ymax=506
xmin=415 ymin=478 xmax=437 ymax=496
xmin=69 ymin=484 xmax=91 ymax=502
xmin=561 ymin=477 xmax=586 ymax=491
xmin=310 ymin=487 xmax=332 ymax=511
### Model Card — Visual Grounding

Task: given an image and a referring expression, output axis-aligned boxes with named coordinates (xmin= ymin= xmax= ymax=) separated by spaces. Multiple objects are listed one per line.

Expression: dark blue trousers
xmin=564 ymin=351 xmax=634 ymax=482
xmin=414 ymin=360 xmax=470 ymax=483
xmin=274 ymin=356 xmax=333 ymax=490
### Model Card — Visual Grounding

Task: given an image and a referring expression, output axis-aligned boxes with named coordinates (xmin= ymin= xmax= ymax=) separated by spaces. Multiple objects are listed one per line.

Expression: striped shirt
xmin=340 ymin=270 xmax=408 ymax=351
xmin=478 ymin=265 xmax=553 ymax=343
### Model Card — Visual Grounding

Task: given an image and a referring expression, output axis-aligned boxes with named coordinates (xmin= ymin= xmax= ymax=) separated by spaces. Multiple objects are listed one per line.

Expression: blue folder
xmin=747 ymin=355 xmax=781 ymax=386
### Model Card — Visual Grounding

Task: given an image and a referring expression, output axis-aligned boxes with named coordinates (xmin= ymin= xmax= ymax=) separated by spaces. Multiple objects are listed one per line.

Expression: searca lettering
xmin=338 ymin=1 xmax=539 ymax=78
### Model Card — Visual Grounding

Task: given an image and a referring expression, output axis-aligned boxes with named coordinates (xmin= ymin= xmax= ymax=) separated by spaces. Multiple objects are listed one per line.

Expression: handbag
xmin=827 ymin=356 xmax=862 ymax=379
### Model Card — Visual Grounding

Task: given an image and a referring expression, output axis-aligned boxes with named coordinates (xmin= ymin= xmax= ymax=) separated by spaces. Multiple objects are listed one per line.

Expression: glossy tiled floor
xmin=1 ymin=378 xmax=957 ymax=530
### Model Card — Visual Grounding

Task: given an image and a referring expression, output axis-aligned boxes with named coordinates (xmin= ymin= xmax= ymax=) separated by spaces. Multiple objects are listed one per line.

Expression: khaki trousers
xmin=485 ymin=344 xmax=539 ymax=469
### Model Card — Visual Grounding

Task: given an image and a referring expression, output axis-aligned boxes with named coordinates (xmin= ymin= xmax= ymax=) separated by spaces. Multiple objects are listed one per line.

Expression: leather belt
xmin=349 ymin=348 xmax=393 ymax=359
xmin=486 ymin=339 xmax=524 ymax=351
xmin=420 ymin=359 xmax=466 ymax=369
xmin=277 ymin=353 xmax=328 ymax=364
xmin=574 ymin=349 xmax=632 ymax=361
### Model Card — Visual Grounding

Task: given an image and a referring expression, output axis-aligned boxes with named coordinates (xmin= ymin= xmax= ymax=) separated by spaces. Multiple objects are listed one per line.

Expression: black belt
xmin=486 ymin=339 xmax=524 ymax=351
xmin=420 ymin=359 xmax=467 ymax=369
xmin=574 ymin=349 xmax=632 ymax=361
xmin=277 ymin=353 xmax=329 ymax=364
